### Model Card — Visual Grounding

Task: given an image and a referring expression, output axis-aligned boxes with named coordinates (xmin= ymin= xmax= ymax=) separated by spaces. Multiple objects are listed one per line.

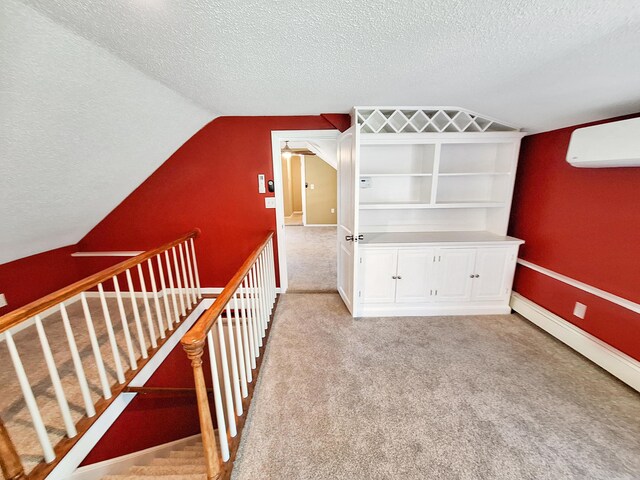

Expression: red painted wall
xmin=78 ymin=115 xmax=347 ymax=289
xmin=0 ymin=245 xmax=83 ymax=315
xmin=80 ymin=343 xmax=215 ymax=465
xmin=509 ymin=114 xmax=640 ymax=360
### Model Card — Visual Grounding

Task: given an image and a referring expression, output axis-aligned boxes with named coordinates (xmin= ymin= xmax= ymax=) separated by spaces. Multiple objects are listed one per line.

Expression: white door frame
xmin=271 ymin=129 xmax=340 ymax=292
xmin=299 ymin=155 xmax=307 ymax=226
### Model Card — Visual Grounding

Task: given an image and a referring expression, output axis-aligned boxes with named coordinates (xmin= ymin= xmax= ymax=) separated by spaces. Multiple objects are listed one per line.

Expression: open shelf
xmin=437 ymin=172 xmax=510 ymax=177
xmin=360 ymin=144 xmax=435 ymax=174
xmin=438 ymin=143 xmax=513 ymax=174
xmin=359 ymin=175 xmax=432 ymax=205
xmin=360 ymin=201 xmax=505 ymax=210
xmin=360 ymin=173 xmax=433 ymax=177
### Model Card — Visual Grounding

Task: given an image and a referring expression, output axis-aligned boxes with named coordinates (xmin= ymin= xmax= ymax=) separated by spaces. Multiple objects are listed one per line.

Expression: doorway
xmin=271 ymin=130 xmax=340 ymax=292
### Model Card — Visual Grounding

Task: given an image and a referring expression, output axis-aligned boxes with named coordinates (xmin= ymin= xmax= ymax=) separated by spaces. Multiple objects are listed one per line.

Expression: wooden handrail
xmin=180 ymin=232 xmax=273 ymax=347
xmin=0 ymin=229 xmax=200 ymax=335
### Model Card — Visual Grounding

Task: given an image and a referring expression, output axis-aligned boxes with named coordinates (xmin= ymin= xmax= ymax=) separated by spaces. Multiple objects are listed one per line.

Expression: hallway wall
xmin=304 ymin=155 xmax=337 ymax=225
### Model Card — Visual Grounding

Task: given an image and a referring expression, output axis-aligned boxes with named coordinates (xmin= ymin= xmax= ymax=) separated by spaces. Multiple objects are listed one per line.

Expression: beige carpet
xmin=0 ymin=295 xmax=167 ymax=475
xmin=233 ymin=293 xmax=640 ymax=480
xmin=284 ymin=226 xmax=336 ymax=292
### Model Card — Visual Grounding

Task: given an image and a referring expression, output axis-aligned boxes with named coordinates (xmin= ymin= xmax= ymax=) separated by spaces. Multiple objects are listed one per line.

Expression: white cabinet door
xmin=337 ymin=126 xmax=360 ymax=315
xmin=472 ymin=247 xmax=516 ymax=301
xmin=360 ymin=249 xmax=397 ymax=303
xmin=395 ymin=248 xmax=435 ymax=303
xmin=435 ymin=248 xmax=475 ymax=302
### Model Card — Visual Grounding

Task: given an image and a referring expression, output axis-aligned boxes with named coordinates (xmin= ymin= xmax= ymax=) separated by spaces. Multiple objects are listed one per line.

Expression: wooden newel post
xmin=184 ymin=339 xmax=221 ymax=480
xmin=0 ymin=417 xmax=26 ymax=480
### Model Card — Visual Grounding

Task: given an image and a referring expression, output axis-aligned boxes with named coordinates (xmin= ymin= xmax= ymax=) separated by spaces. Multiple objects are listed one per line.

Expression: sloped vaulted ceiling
xmin=18 ymin=0 xmax=640 ymax=130
xmin=0 ymin=1 xmax=213 ymax=264
xmin=2 ymin=0 xmax=640 ymax=264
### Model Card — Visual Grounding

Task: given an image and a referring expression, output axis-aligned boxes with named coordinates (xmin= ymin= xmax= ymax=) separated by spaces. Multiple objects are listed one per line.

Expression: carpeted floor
xmin=0 ymin=296 xmax=164 ymax=474
xmin=233 ymin=293 xmax=640 ymax=480
xmin=284 ymin=226 xmax=336 ymax=292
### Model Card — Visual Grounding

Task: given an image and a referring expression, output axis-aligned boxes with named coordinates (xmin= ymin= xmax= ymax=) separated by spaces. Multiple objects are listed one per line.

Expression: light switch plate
xmin=573 ymin=302 xmax=587 ymax=319
xmin=265 ymin=197 xmax=276 ymax=209
xmin=0 ymin=294 xmax=7 ymax=308
xmin=257 ymin=174 xmax=266 ymax=194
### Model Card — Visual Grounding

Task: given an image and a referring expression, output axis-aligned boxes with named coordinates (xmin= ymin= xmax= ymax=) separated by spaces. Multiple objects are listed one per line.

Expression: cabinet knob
xmin=475 ymin=274 xmax=480 ymax=278
xmin=392 ymin=275 xmax=397 ymax=279
xmin=397 ymin=276 xmax=402 ymax=280
xmin=470 ymin=274 xmax=474 ymax=278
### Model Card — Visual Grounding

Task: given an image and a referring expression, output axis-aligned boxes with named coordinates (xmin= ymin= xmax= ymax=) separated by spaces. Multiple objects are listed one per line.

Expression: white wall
xmin=0 ymin=0 xmax=213 ymax=264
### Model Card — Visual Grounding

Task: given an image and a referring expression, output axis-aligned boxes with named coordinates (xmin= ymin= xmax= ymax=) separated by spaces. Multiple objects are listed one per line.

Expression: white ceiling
xmin=19 ymin=0 xmax=640 ymax=132
xmin=0 ymin=1 xmax=212 ymax=264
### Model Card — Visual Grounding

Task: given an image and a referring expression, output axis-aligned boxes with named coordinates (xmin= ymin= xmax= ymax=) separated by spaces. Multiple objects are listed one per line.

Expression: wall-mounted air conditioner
xmin=566 ymin=117 xmax=640 ymax=168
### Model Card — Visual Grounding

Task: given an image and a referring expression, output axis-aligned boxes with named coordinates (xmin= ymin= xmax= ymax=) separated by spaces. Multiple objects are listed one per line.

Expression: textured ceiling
xmin=19 ymin=0 xmax=640 ymax=132
xmin=0 ymin=1 xmax=212 ymax=264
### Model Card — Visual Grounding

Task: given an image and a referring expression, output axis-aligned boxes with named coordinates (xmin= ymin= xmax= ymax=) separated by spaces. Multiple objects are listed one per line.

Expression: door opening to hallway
xmin=279 ymin=139 xmax=337 ymax=292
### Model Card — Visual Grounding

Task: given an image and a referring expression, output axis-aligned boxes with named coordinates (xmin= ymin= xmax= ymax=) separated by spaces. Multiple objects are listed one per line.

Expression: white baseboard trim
xmin=510 ymin=292 xmax=640 ymax=393
xmin=71 ymin=251 xmax=143 ymax=257
xmin=201 ymin=287 xmax=283 ymax=295
xmin=359 ymin=303 xmax=512 ymax=317
xmin=68 ymin=434 xmax=201 ymax=480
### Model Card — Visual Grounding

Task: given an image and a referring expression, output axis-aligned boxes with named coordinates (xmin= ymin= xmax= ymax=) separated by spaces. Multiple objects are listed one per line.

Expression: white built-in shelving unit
xmin=337 ymin=107 xmax=526 ymax=318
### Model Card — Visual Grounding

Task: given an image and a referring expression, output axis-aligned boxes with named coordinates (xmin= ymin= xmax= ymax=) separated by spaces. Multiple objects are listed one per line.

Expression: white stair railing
xmin=0 ymin=229 xmax=203 ymax=479
xmin=181 ymin=233 xmax=277 ymax=480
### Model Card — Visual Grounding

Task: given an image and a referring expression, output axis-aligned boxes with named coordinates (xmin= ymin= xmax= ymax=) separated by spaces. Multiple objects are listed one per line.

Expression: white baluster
xmin=178 ymin=243 xmax=192 ymax=309
xmin=156 ymin=255 xmax=174 ymax=331
xmin=241 ymin=277 xmax=256 ymax=371
xmin=164 ymin=251 xmax=181 ymax=323
xmin=207 ymin=330 xmax=229 ymax=461
xmin=269 ymin=239 xmax=277 ymax=306
xmin=147 ymin=259 xmax=166 ymax=338
xmin=184 ymin=240 xmax=197 ymax=305
xmin=233 ymin=292 xmax=248 ymax=397
xmin=266 ymin=240 xmax=273 ymax=310
xmin=248 ymin=266 xmax=262 ymax=349
xmin=136 ymin=264 xmax=157 ymax=348
xmin=262 ymin=252 xmax=270 ymax=330
xmin=126 ymin=269 xmax=148 ymax=359
xmin=97 ymin=283 xmax=125 ymax=384
xmin=190 ymin=238 xmax=202 ymax=299
xmin=5 ymin=330 xmax=56 ymax=463
xmin=225 ymin=303 xmax=242 ymax=415
xmin=34 ymin=315 xmax=77 ymax=438
xmin=59 ymin=303 xmax=96 ymax=416
xmin=257 ymin=255 xmax=267 ymax=337
xmin=171 ymin=247 xmax=187 ymax=316
xmin=216 ymin=316 xmax=237 ymax=437
xmin=112 ymin=275 xmax=138 ymax=369
xmin=80 ymin=292 xmax=112 ymax=399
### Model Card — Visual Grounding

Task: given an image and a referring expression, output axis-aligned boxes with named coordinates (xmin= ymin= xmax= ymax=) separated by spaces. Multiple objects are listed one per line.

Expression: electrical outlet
xmin=0 ymin=293 xmax=7 ymax=308
xmin=573 ymin=302 xmax=587 ymax=319
xmin=265 ymin=197 xmax=276 ymax=209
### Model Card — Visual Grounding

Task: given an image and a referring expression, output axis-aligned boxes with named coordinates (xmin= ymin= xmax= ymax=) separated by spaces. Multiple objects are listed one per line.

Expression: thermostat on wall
xmin=360 ymin=177 xmax=372 ymax=188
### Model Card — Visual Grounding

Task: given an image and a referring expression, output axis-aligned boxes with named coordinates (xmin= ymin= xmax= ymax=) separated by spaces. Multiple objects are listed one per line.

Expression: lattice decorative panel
xmin=353 ymin=107 xmax=519 ymax=133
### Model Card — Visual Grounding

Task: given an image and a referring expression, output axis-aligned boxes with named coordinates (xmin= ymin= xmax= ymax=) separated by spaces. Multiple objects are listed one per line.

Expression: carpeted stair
xmin=102 ymin=439 xmax=206 ymax=479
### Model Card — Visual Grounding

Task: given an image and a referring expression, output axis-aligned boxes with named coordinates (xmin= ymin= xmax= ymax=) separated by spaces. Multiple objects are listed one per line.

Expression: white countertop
xmin=359 ymin=231 xmax=524 ymax=246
